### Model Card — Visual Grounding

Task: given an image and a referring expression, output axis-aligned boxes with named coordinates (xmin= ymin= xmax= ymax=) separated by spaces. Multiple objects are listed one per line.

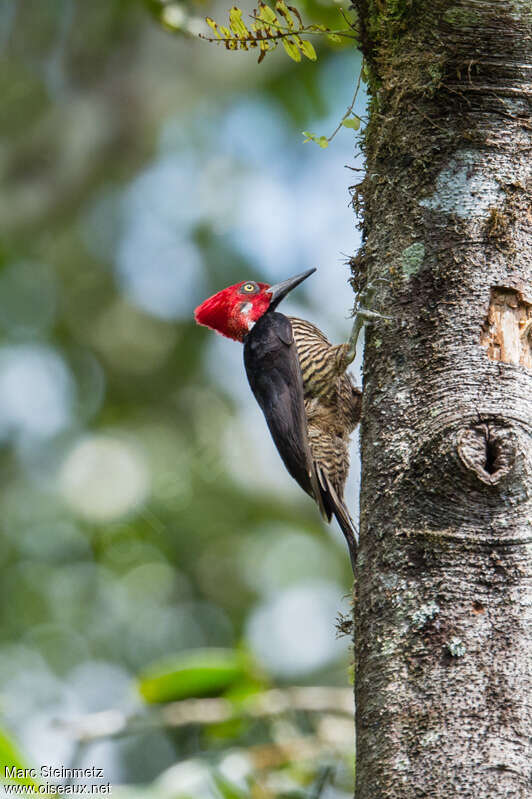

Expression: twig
xmin=248 ymin=11 xmax=357 ymax=39
xmin=311 ymin=765 xmax=335 ymax=798
xmin=58 ymin=687 xmax=354 ymax=744
xmin=326 ymin=61 xmax=364 ymax=144
xmin=339 ymin=8 xmax=359 ymax=32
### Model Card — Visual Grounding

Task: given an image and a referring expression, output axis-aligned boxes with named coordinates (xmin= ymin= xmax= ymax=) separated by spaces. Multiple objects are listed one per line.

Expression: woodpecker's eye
xmin=240 ymin=282 xmax=259 ymax=295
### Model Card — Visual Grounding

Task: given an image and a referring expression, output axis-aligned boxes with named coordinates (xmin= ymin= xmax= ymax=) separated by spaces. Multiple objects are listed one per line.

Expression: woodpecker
xmin=194 ymin=268 xmax=367 ymax=569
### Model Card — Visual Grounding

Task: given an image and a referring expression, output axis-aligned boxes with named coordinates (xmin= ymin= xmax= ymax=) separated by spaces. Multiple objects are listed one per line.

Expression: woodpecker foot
xmin=345 ymin=282 xmax=392 ymax=364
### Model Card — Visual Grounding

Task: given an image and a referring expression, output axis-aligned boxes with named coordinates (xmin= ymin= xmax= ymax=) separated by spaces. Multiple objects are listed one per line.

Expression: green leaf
xmin=282 ymin=37 xmax=301 ymax=62
xmin=298 ymin=38 xmax=316 ymax=60
xmin=327 ymin=33 xmax=342 ymax=43
xmin=288 ymin=5 xmax=303 ymax=25
xmin=257 ymin=37 xmax=275 ymax=62
xmin=206 ymin=17 xmax=221 ymax=38
xmin=214 ymin=775 xmax=248 ymax=799
xmin=138 ymin=648 xmax=251 ymax=703
xmin=275 ymin=0 xmax=294 ymax=29
xmin=341 ymin=115 xmax=361 ymax=129
xmin=302 ymin=131 xmax=329 ymax=148
xmin=258 ymin=3 xmax=277 ymax=24
xmin=0 ymin=728 xmax=39 ymax=788
xmin=229 ymin=7 xmax=249 ymax=38
xmin=205 ymin=717 xmax=246 ymax=742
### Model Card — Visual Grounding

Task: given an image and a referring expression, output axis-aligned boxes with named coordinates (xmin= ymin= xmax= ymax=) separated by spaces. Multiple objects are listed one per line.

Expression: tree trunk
xmin=351 ymin=1 xmax=532 ymax=796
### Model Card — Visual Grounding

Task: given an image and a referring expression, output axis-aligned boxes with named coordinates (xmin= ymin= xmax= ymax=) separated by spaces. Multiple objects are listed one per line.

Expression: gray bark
xmin=351 ymin=1 xmax=532 ymax=796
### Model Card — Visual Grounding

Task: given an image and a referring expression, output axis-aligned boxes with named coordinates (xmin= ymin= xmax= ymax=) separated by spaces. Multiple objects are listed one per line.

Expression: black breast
xmin=243 ymin=312 xmax=315 ymax=498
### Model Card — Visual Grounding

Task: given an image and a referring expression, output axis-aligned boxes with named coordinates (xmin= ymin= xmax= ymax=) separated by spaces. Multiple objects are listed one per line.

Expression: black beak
xmin=266 ymin=268 xmax=316 ymax=311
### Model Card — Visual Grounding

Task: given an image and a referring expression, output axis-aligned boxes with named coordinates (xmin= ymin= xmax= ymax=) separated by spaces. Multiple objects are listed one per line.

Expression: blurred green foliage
xmin=0 ymin=0 xmax=363 ymax=797
xmin=138 ymin=648 xmax=258 ymax=703
xmin=0 ymin=727 xmax=39 ymax=788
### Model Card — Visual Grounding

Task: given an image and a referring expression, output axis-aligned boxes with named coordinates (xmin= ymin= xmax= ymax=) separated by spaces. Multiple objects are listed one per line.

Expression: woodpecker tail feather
xmin=316 ymin=466 xmax=358 ymax=571
xmin=333 ymin=502 xmax=358 ymax=573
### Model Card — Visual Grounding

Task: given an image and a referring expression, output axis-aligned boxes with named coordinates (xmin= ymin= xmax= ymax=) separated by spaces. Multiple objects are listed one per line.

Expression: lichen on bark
xmin=350 ymin=0 xmax=532 ymax=796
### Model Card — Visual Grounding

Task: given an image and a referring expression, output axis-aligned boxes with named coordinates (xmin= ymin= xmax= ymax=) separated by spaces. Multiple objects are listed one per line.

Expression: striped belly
xmin=289 ymin=316 xmax=362 ymax=500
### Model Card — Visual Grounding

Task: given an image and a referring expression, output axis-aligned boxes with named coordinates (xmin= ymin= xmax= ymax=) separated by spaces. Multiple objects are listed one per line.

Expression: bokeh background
xmin=0 ymin=1 xmax=366 ymax=796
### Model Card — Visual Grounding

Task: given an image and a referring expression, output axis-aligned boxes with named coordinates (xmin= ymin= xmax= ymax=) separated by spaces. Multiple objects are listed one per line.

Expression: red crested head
xmin=194 ymin=280 xmax=272 ymax=342
xmin=194 ymin=269 xmax=316 ymax=343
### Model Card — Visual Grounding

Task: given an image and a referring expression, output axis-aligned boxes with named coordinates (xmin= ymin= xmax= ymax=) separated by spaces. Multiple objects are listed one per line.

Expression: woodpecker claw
xmin=345 ymin=282 xmax=391 ymax=364
xmin=356 ymin=308 xmax=393 ymax=322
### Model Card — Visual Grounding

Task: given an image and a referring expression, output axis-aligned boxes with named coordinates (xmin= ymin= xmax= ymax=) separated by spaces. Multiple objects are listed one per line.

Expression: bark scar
xmin=457 ymin=424 xmax=516 ymax=485
xmin=480 ymin=287 xmax=532 ymax=370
